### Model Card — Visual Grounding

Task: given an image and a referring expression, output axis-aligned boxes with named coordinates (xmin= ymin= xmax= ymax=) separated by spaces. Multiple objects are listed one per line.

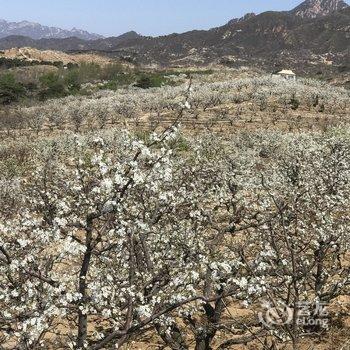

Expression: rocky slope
xmin=290 ymin=0 xmax=348 ymax=18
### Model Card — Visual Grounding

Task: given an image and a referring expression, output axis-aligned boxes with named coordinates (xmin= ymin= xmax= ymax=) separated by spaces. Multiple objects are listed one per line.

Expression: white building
xmin=276 ymin=69 xmax=296 ymax=80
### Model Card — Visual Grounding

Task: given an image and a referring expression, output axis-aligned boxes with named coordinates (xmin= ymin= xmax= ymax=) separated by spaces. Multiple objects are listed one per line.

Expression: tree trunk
xmin=76 ymin=226 xmax=93 ymax=349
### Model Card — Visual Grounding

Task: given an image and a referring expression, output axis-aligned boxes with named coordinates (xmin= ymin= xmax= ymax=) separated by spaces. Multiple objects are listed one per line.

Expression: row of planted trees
xmin=0 ymin=75 xmax=349 ymax=138
xmin=1 ymin=123 xmax=350 ymax=349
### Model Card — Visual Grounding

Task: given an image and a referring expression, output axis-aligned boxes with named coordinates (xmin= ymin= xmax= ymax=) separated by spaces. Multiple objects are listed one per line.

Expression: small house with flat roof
xmin=276 ymin=69 xmax=296 ymax=80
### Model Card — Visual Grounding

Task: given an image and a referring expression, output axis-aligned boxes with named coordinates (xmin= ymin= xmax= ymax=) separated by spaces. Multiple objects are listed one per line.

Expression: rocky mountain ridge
xmin=0 ymin=19 xmax=103 ymax=40
xmin=290 ymin=0 xmax=348 ymax=18
xmin=0 ymin=0 xmax=348 ymax=73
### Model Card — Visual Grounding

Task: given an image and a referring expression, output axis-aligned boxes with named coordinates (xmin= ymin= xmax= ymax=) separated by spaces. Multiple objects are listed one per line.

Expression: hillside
xmin=0 ymin=0 xmax=348 ymax=72
xmin=0 ymin=47 xmax=113 ymax=65
xmin=290 ymin=0 xmax=349 ymax=18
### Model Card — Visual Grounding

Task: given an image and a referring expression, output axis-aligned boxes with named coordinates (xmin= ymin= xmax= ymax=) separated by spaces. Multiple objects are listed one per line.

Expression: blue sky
xmin=0 ymin=0 xmax=303 ymax=37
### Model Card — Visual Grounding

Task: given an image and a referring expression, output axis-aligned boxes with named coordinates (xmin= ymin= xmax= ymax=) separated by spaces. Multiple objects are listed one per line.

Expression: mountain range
xmin=0 ymin=19 xmax=103 ymax=40
xmin=0 ymin=0 xmax=348 ymax=72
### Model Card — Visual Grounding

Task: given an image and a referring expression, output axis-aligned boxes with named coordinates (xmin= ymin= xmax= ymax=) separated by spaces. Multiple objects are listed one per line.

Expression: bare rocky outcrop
xmin=290 ymin=0 xmax=349 ymax=18
xmin=1 ymin=47 xmax=112 ymax=65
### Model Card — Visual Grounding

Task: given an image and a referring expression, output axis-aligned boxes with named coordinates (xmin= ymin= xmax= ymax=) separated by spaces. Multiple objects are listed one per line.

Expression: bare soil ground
xmin=1 ymin=47 xmax=114 ymax=66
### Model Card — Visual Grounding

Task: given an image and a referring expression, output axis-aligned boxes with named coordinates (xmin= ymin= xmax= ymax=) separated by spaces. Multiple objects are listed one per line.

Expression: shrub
xmin=135 ymin=74 xmax=167 ymax=89
xmin=76 ymin=62 xmax=101 ymax=83
xmin=135 ymin=75 xmax=154 ymax=89
xmin=289 ymin=93 xmax=300 ymax=110
xmin=100 ymin=63 xmax=124 ymax=81
xmin=39 ymin=72 xmax=66 ymax=100
xmin=64 ymin=69 xmax=81 ymax=93
xmin=0 ymin=73 xmax=25 ymax=104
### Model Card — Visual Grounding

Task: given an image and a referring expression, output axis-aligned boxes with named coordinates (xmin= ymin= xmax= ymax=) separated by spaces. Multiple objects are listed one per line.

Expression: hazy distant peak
xmin=0 ymin=18 xmax=104 ymax=40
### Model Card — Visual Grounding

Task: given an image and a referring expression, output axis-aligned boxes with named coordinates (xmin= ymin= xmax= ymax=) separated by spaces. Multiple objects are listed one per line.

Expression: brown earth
xmin=1 ymin=47 xmax=113 ymax=66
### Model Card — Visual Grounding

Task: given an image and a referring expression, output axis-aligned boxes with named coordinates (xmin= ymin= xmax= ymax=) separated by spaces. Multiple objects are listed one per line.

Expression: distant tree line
xmin=0 ymin=61 xmax=189 ymax=105
xmin=0 ymin=57 xmax=63 ymax=69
